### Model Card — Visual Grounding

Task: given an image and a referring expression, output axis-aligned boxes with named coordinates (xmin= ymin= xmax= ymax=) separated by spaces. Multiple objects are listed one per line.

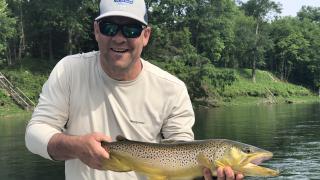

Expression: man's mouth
xmin=111 ymin=48 xmax=129 ymax=53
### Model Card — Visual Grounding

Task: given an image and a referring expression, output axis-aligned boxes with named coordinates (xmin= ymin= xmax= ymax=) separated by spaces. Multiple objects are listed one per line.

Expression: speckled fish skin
xmin=101 ymin=136 xmax=279 ymax=179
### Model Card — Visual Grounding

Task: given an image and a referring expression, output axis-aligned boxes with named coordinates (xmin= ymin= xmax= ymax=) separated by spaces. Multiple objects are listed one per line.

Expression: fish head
xmin=215 ymin=140 xmax=279 ymax=177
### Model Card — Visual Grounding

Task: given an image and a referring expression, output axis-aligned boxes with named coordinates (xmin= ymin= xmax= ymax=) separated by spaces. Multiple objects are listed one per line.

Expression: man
xmin=25 ymin=0 xmax=243 ymax=179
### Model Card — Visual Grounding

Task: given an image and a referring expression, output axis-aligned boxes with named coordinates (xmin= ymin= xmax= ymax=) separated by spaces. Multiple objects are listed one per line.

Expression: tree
xmin=297 ymin=7 xmax=320 ymax=92
xmin=22 ymin=0 xmax=98 ymax=61
xmin=240 ymin=0 xmax=281 ymax=82
xmin=231 ymin=12 xmax=256 ymax=68
xmin=298 ymin=6 xmax=320 ymax=23
xmin=187 ymin=0 xmax=237 ymax=65
xmin=0 ymin=0 xmax=16 ymax=64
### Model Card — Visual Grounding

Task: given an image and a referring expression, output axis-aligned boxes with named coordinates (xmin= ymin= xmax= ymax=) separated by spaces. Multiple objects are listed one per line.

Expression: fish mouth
xmin=247 ymin=152 xmax=273 ymax=165
xmin=241 ymin=152 xmax=279 ymax=177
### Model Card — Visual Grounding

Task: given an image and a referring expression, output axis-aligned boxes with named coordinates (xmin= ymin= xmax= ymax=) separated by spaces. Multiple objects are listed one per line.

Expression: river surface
xmin=0 ymin=103 xmax=319 ymax=179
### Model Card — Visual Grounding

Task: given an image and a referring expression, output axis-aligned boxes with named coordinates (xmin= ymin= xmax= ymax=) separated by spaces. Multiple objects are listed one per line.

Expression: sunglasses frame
xmin=98 ymin=20 xmax=146 ymax=38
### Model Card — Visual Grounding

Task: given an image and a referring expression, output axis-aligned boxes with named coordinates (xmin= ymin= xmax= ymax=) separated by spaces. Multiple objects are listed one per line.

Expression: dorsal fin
xmin=161 ymin=139 xmax=186 ymax=144
xmin=116 ymin=135 xmax=129 ymax=142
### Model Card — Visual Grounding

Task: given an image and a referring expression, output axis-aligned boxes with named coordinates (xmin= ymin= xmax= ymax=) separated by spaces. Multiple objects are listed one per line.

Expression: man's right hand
xmin=75 ymin=133 xmax=112 ymax=170
xmin=48 ymin=132 xmax=112 ymax=170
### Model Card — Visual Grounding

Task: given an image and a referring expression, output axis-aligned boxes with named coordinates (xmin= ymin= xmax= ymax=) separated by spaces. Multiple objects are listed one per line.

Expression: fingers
xmin=76 ymin=132 xmax=112 ymax=170
xmin=203 ymin=168 xmax=213 ymax=180
xmin=217 ymin=166 xmax=244 ymax=180
xmin=236 ymin=173 xmax=244 ymax=180
xmin=94 ymin=132 xmax=112 ymax=143
xmin=217 ymin=167 xmax=226 ymax=180
xmin=91 ymin=132 xmax=112 ymax=159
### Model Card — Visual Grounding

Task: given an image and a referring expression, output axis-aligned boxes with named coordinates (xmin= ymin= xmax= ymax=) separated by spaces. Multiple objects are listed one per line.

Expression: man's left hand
xmin=203 ymin=167 xmax=244 ymax=180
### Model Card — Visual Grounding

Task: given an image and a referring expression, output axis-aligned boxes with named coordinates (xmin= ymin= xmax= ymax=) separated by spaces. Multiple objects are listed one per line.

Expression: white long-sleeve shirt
xmin=25 ymin=51 xmax=195 ymax=180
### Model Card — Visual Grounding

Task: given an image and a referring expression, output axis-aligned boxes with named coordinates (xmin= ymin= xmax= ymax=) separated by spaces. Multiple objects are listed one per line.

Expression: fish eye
xmin=243 ymin=148 xmax=252 ymax=153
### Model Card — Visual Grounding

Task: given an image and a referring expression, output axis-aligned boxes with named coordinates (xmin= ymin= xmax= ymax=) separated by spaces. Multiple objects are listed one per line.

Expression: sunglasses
xmin=98 ymin=21 xmax=146 ymax=38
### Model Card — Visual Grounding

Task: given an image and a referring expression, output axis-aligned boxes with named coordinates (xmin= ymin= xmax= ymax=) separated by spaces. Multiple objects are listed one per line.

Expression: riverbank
xmin=0 ymin=58 xmax=319 ymax=115
xmin=220 ymin=95 xmax=320 ymax=106
xmin=0 ymin=106 xmax=31 ymax=118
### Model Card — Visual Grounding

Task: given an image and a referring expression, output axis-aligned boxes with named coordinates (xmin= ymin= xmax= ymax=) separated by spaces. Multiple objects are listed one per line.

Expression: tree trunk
xmin=49 ymin=30 xmax=53 ymax=61
xmin=6 ymin=43 xmax=12 ymax=66
xmin=280 ymin=58 xmax=285 ymax=81
xmin=252 ymin=22 xmax=259 ymax=83
xmin=252 ymin=51 xmax=256 ymax=83
xmin=18 ymin=3 xmax=25 ymax=62
xmin=68 ymin=28 xmax=73 ymax=55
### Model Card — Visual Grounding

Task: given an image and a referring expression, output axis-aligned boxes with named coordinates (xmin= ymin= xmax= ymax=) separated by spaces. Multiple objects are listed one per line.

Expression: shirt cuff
xmin=25 ymin=123 xmax=61 ymax=160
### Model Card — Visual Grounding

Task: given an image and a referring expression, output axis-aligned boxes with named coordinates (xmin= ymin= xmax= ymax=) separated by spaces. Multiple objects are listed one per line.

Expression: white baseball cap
xmin=95 ymin=0 xmax=148 ymax=25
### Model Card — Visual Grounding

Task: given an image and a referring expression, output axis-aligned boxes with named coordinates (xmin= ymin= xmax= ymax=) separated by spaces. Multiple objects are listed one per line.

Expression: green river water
xmin=0 ymin=103 xmax=319 ymax=179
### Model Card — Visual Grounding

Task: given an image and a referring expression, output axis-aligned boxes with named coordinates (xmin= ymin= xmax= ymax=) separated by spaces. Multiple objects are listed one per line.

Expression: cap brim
xmin=95 ymin=11 xmax=147 ymax=25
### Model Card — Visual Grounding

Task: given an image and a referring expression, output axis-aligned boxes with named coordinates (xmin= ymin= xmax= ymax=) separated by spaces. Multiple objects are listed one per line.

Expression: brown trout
xmin=101 ymin=136 xmax=279 ymax=179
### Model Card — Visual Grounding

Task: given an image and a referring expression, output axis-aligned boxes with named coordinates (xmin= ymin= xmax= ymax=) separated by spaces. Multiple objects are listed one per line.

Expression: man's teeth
xmin=112 ymin=48 xmax=128 ymax=53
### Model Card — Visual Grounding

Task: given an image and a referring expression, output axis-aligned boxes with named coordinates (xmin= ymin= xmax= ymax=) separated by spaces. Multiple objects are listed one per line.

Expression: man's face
xmin=94 ymin=16 xmax=151 ymax=78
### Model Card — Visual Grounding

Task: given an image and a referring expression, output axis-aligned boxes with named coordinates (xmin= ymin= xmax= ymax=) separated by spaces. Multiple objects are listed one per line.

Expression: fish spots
xmin=105 ymin=139 xmax=238 ymax=170
xmin=102 ymin=139 xmax=278 ymax=178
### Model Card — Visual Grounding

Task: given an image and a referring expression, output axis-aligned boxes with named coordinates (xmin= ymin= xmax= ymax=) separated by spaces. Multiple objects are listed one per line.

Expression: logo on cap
xmin=114 ymin=0 xmax=133 ymax=4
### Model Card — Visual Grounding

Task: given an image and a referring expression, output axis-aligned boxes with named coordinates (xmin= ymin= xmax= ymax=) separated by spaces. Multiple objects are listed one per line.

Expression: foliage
xmin=223 ymin=69 xmax=312 ymax=99
xmin=1 ymin=58 xmax=52 ymax=103
xmin=0 ymin=0 xmax=16 ymax=60
xmin=240 ymin=0 xmax=281 ymax=82
xmin=2 ymin=0 xmax=320 ymax=105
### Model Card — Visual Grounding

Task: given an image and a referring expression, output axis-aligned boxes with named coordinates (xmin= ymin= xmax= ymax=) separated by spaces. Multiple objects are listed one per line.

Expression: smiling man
xmin=25 ymin=0 xmax=242 ymax=180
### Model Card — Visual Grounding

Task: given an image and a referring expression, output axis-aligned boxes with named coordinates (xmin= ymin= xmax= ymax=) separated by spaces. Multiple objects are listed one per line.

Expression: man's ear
xmin=94 ymin=21 xmax=100 ymax=41
xmin=142 ymin=26 xmax=151 ymax=47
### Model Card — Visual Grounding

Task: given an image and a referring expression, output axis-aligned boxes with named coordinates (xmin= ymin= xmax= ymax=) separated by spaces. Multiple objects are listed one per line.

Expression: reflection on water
xmin=194 ymin=103 xmax=320 ymax=179
xmin=0 ymin=115 xmax=64 ymax=180
xmin=0 ymin=103 xmax=319 ymax=179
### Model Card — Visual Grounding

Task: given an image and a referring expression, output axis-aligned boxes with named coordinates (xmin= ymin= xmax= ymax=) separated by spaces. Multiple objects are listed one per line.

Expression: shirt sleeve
xmin=25 ymin=59 xmax=70 ymax=160
xmin=161 ymin=85 xmax=195 ymax=141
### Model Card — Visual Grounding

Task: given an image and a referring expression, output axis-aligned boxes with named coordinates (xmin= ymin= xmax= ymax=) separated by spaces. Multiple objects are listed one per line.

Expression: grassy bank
xmin=217 ymin=69 xmax=319 ymax=106
xmin=0 ymin=58 xmax=52 ymax=117
xmin=0 ymin=58 xmax=319 ymax=115
xmin=0 ymin=89 xmax=30 ymax=117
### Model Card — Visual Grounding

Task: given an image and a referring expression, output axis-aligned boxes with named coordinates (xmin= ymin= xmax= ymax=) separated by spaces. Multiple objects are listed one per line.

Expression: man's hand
xmin=75 ymin=133 xmax=112 ymax=170
xmin=48 ymin=132 xmax=112 ymax=170
xmin=203 ymin=167 xmax=244 ymax=180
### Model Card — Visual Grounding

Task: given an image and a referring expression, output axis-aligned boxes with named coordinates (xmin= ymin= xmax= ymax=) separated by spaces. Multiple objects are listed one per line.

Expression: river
xmin=0 ymin=103 xmax=319 ymax=179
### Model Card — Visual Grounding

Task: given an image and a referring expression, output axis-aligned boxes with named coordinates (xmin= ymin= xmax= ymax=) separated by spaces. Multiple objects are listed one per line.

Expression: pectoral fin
xmin=147 ymin=175 xmax=168 ymax=180
xmin=102 ymin=153 xmax=132 ymax=172
xmin=196 ymin=153 xmax=212 ymax=169
xmin=214 ymin=160 xmax=225 ymax=168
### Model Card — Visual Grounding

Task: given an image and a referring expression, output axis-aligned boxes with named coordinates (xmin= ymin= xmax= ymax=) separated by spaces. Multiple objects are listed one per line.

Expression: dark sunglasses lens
xmin=122 ymin=25 xmax=143 ymax=38
xmin=99 ymin=22 xmax=118 ymax=36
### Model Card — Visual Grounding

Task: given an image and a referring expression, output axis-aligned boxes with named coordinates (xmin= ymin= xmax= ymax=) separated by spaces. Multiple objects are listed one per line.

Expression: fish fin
xmin=102 ymin=153 xmax=132 ymax=172
xmin=214 ymin=160 xmax=225 ymax=168
xmin=116 ymin=135 xmax=129 ymax=141
xmin=147 ymin=175 xmax=168 ymax=180
xmin=161 ymin=139 xmax=186 ymax=144
xmin=196 ymin=153 xmax=212 ymax=169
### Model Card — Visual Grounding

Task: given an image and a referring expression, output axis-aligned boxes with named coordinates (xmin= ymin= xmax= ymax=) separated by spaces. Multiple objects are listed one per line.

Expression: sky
xmin=274 ymin=0 xmax=320 ymax=16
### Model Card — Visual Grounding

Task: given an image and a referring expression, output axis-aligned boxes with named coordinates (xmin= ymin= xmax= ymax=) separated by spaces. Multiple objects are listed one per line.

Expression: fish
xmin=101 ymin=136 xmax=279 ymax=180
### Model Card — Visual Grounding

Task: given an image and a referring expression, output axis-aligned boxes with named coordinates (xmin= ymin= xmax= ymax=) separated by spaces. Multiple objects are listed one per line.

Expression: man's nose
xmin=112 ymin=30 xmax=127 ymax=43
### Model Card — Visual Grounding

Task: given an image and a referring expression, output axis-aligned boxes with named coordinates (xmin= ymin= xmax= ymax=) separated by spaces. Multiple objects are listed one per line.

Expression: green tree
xmin=298 ymin=6 xmax=320 ymax=23
xmin=0 ymin=0 xmax=16 ymax=63
xmin=231 ymin=12 xmax=256 ymax=68
xmin=187 ymin=0 xmax=237 ymax=65
xmin=240 ymin=0 xmax=281 ymax=82
xmin=22 ymin=0 xmax=98 ymax=61
xmin=270 ymin=15 xmax=320 ymax=92
xmin=297 ymin=7 xmax=320 ymax=92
